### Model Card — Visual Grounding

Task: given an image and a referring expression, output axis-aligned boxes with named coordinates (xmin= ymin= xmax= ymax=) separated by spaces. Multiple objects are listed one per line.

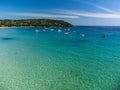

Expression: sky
xmin=1 ymin=0 xmax=120 ymax=26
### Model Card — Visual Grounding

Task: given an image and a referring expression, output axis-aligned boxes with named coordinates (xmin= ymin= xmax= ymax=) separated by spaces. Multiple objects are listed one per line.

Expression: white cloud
xmin=93 ymin=5 xmax=117 ymax=14
xmin=12 ymin=13 xmax=79 ymax=19
xmin=10 ymin=7 xmax=120 ymax=19
xmin=52 ymin=9 xmax=120 ymax=18
xmin=73 ymin=1 xmax=117 ymax=14
xmin=75 ymin=12 xmax=120 ymax=18
xmin=79 ymin=1 xmax=117 ymax=14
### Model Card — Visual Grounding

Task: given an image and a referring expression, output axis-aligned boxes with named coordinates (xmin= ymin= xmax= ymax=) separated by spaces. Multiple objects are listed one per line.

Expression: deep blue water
xmin=0 ymin=26 xmax=120 ymax=90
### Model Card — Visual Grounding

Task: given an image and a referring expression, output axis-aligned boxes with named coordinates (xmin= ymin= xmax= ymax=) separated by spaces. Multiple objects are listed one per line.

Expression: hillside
xmin=0 ymin=19 xmax=73 ymax=27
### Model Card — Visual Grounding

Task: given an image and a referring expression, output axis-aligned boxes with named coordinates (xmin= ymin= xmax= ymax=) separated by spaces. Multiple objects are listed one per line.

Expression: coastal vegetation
xmin=0 ymin=19 xmax=73 ymax=27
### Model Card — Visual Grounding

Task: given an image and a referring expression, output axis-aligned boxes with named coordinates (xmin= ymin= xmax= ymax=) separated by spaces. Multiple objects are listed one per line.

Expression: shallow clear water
xmin=0 ymin=26 xmax=120 ymax=90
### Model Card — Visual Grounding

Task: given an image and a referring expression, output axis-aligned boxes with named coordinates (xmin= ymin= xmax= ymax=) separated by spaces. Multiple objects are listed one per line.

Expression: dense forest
xmin=0 ymin=19 xmax=73 ymax=27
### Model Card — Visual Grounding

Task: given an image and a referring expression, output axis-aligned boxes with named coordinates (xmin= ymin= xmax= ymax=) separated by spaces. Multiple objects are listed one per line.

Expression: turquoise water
xmin=0 ymin=26 xmax=120 ymax=90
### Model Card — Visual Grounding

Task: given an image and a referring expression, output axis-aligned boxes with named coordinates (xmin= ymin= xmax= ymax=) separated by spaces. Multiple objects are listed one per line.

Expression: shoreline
xmin=0 ymin=26 xmax=42 ymax=28
xmin=0 ymin=26 xmax=73 ymax=29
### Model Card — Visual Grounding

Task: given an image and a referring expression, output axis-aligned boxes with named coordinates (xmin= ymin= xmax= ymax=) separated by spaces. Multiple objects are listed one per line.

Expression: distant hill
xmin=0 ymin=19 xmax=73 ymax=27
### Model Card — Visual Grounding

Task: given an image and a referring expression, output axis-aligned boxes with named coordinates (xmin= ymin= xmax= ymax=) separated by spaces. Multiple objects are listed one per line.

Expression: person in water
xmin=102 ymin=34 xmax=106 ymax=38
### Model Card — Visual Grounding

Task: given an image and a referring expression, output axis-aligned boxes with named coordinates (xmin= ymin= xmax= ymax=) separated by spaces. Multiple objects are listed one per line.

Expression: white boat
xmin=58 ymin=30 xmax=62 ymax=33
xmin=81 ymin=34 xmax=85 ymax=37
xmin=43 ymin=30 xmax=46 ymax=32
xmin=34 ymin=29 xmax=39 ymax=33
xmin=64 ymin=32 xmax=69 ymax=35
xmin=73 ymin=31 xmax=76 ymax=33
xmin=50 ymin=29 xmax=54 ymax=31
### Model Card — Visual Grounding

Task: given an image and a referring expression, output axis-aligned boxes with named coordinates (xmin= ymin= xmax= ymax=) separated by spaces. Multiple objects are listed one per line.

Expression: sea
xmin=0 ymin=26 xmax=120 ymax=90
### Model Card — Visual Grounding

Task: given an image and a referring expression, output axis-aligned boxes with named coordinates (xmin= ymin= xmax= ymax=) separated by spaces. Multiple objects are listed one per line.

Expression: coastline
xmin=0 ymin=26 xmax=17 ymax=28
xmin=0 ymin=26 xmax=44 ymax=29
xmin=0 ymin=19 xmax=73 ymax=27
xmin=0 ymin=26 xmax=73 ymax=29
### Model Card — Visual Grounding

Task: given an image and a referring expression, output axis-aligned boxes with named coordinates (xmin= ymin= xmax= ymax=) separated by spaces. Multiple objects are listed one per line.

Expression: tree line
xmin=0 ymin=19 xmax=73 ymax=27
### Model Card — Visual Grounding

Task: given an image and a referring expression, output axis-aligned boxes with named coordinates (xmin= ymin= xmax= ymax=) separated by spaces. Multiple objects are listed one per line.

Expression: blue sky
xmin=1 ymin=0 xmax=120 ymax=25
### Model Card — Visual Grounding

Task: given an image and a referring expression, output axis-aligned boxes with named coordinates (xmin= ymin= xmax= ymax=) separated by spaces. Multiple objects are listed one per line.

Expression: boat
xmin=81 ymin=34 xmax=85 ymax=37
xmin=64 ymin=32 xmax=69 ymax=35
xmin=34 ymin=29 xmax=39 ymax=33
xmin=58 ymin=30 xmax=62 ymax=33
